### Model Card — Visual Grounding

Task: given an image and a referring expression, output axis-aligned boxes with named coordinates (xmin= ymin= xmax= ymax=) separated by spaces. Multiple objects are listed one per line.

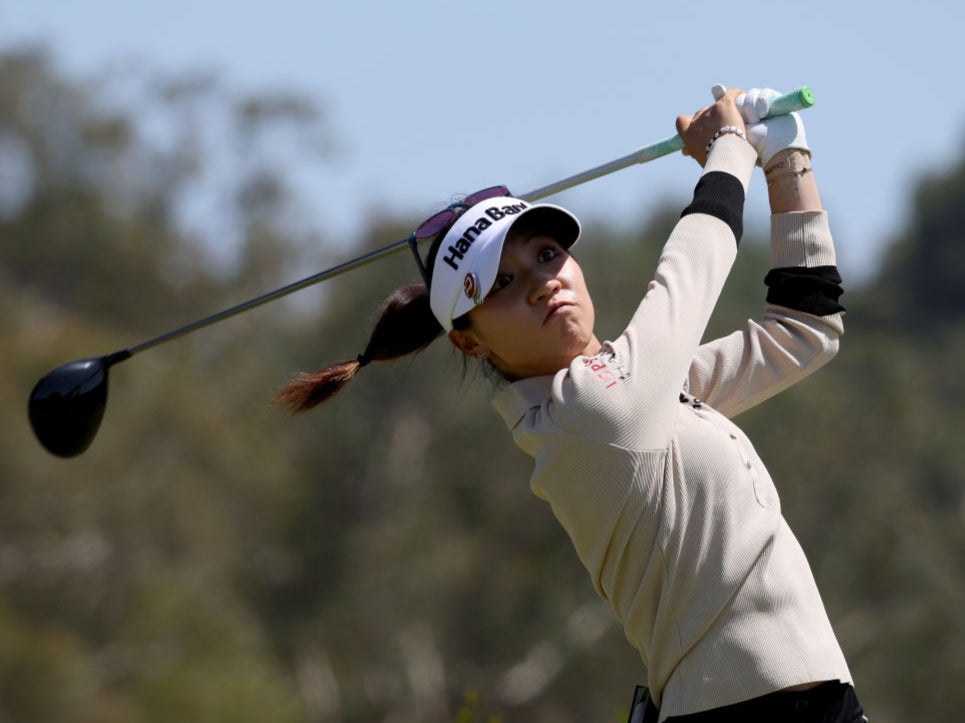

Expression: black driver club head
xmin=28 ymin=351 xmax=130 ymax=458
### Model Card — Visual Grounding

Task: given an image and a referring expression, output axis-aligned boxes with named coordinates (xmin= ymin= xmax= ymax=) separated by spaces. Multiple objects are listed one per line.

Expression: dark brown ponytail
xmin=272 ymin=283 xmax=445 ymax=413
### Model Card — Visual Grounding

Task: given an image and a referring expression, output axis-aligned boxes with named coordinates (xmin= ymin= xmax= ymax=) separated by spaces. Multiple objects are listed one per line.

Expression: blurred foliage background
xmin=2 ymin=47 xmax=963 ymax=722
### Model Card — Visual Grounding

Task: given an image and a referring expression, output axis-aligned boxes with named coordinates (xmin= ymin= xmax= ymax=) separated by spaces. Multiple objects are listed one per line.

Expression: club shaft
xmin=522 ymin=86 xmax=814 ymax=201
xmin=128 ymin=239 xmax=409 ymax=355
xmin=521 ymin=135 xmax=684 ymax=202
xmin=126 ymin=85 xmax=814 ymax=356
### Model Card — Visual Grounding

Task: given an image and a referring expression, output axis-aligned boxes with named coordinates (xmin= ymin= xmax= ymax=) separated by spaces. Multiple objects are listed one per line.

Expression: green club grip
xmin=762 ymin=86 xmax=815 ymax=118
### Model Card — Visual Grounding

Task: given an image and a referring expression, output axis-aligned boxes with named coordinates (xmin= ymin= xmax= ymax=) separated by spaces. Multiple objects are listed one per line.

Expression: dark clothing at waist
xmin=645 ymin=681 xmax=866 ymax=723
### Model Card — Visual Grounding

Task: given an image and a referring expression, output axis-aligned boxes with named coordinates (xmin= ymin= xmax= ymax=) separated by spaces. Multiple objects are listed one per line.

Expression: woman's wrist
xmin=706 ymin=125 xmax=747 ymax=157
xmin=764 ymin=149 xmax=812 ymax=182
xmin=765 ymin=149 xmax=822 ymax=213
xmin=703 ymin=133 xmax=757 ymax=196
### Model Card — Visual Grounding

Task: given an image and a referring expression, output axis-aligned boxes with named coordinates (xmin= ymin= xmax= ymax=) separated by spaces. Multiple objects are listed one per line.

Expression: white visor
xmin=428 ymin=196 xmax=581 ymax=331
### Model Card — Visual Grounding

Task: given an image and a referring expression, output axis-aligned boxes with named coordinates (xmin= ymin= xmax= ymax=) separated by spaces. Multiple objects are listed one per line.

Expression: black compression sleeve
xmin=764 ymin=266 xmax=845 ymax=315
xmin=680 ymin=171 xmax=745 ymax=245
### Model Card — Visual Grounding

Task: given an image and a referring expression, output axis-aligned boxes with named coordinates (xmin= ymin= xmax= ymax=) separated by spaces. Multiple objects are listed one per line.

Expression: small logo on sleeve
xmin=583 ymin=350 xmax=628 ymax=390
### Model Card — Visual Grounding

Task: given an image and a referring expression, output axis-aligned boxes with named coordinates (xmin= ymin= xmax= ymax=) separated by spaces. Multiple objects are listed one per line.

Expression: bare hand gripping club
xmin=27 ymin=86 xmax=816 ymax=458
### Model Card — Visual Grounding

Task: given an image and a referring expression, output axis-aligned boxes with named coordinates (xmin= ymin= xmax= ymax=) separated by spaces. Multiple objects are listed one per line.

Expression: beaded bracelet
xmin=706 ymin=125 xmax=747 ymax=155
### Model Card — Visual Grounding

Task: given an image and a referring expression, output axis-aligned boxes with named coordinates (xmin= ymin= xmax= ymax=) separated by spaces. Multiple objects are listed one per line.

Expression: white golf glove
xmin=712 ymin=86 xmax=810 ymax=167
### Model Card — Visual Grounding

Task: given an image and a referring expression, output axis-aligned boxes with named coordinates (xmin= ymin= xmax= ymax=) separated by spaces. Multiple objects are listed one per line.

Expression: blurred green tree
xmin=2 ymin=45 xmax=963 ymax=723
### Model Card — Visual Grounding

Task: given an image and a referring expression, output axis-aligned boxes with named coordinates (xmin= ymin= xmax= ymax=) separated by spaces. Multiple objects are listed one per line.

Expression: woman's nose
xmin=529 ymin=274 xmax=562 ymax=304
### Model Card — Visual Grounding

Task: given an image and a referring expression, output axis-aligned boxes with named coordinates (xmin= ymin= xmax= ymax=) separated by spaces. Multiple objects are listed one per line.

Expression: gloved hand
xmin=712 ymin=86 xmax=810 ymax=167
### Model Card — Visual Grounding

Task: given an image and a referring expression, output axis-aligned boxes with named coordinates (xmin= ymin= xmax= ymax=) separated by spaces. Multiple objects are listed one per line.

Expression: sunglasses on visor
xmin=407 ymin=185 xmax=511 ymax=285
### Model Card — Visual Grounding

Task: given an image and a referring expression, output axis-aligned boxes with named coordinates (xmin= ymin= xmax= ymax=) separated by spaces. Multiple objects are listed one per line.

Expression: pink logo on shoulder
xmin=582 ymin=353 xmax=627 ymax=390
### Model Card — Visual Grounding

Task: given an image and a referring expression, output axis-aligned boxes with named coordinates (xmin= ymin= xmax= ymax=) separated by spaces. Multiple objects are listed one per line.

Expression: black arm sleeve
xmin=764 ymin=266 xmax=845 ymax=315
xmin=680 ymin=171 xmax=745 ymax=245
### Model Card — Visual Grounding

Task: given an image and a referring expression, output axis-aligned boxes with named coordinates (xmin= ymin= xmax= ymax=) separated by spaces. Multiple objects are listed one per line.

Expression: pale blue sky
xmin=2 ymin=0 xmax=963 ymax=284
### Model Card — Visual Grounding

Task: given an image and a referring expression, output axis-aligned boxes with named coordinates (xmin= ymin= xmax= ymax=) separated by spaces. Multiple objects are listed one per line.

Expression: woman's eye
xmin=538 ymin=246 xmax=559 ymax=263
xmin=492 ymin=274 xmax=512 ymax=291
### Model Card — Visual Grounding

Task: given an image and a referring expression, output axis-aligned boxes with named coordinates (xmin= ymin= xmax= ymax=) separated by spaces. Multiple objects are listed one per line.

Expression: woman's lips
xmin=544 ymin=301 xmax=574 ymax=323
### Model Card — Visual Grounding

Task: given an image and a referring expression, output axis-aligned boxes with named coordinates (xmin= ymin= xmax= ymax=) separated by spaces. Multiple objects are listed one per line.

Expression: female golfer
xmin=275 ymin=87 xmax=866 ymax=722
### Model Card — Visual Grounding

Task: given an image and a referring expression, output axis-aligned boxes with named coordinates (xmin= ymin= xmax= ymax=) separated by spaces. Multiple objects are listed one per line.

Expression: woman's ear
xmin=448 ymin=329 xmax=490 ymax=359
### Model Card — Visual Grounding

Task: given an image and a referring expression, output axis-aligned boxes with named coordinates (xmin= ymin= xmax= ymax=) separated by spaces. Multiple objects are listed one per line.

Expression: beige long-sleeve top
xmin=492 ymin=136 xmax=852 ymax=720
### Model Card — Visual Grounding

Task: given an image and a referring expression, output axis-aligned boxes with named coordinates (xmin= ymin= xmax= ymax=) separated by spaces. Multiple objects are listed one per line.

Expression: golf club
xmin=28 ymin=86 xmax=815 ymax=458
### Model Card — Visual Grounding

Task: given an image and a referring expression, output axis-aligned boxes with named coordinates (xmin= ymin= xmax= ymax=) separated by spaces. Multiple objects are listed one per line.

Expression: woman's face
xmin=449 ymin=232 xmax=600 ymax=380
